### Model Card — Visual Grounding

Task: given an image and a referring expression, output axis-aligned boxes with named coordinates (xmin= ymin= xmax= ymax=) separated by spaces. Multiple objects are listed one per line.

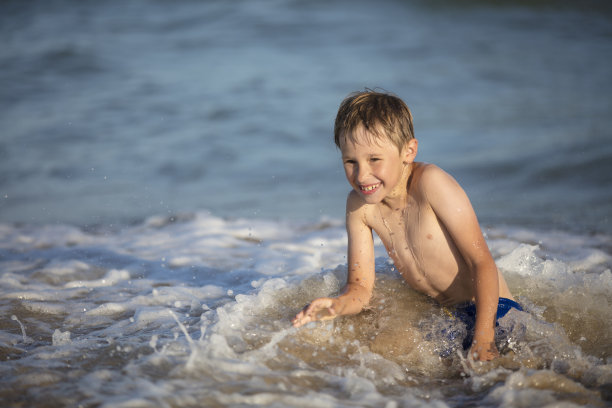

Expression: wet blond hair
xmin=334 ymin=90 xmax=415 ymax=151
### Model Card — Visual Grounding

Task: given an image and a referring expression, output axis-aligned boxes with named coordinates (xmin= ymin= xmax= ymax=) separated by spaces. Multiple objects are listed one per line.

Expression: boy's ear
xmin=402 ymin=139 xmax=418 ymax=164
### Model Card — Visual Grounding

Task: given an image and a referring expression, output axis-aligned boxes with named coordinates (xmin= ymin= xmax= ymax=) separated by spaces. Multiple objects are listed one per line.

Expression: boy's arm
xmin=292 ymin=191 xmax=375 ymax=328
xmin=422 ymin=166 xmax=500 ymax=361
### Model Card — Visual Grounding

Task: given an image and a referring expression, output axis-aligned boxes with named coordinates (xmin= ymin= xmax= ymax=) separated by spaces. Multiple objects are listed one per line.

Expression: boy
xmin=292 ymin=90 xmax=520 ymax=361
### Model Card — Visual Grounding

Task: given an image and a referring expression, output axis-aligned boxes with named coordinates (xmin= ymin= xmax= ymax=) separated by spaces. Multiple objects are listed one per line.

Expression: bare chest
xmin=369 ymin=202 xmax=464 ymax=296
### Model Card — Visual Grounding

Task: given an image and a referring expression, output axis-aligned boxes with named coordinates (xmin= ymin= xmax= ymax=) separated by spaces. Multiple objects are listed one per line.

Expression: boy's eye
xmin=369 ymin=157 xmax=381 ymax=162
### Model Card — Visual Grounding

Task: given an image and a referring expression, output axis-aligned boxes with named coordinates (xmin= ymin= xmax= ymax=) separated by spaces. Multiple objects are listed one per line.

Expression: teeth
xmin=361 ymin=184 xmax=378 ymax=191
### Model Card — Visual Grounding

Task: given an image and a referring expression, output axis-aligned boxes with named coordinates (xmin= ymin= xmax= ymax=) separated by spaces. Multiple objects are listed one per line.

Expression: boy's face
xmin=339 ymin=126 xmax=415 ymax=204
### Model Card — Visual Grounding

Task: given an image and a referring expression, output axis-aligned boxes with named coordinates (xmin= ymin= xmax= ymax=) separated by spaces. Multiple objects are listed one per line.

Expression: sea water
xmin=0 ymin=215 xmax=611 ymax=407
xmin=1 ymin=0 xmax=611 ymax=407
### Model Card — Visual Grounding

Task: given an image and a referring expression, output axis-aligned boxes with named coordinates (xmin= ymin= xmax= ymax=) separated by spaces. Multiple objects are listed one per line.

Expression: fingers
xmin=291 ymin=308 xmax=311 ymax=328
xmin=292 ymin=298 xmax=336 ymax=328
xmin=469 ymin=342 xmax=500 ymax=361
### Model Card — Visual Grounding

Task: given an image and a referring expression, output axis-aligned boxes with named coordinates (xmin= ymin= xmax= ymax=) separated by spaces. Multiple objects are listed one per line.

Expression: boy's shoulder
xmin=413 ymin=162 xmax=452 ymax=192
xmin=408 ymin=163 xmax=466 ymax=211
xmin=413 ymin=163 xmax=470 ymax=207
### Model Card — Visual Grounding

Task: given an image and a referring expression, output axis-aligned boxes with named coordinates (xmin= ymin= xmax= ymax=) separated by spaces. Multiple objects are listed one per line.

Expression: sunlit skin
xmin=293 ymin=125 xmax=515 ymax=361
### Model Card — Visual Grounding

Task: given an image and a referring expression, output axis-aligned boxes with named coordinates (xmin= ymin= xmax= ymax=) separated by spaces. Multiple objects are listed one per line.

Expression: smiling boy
xmin=292 ymin=90 xmax=520 ymax=361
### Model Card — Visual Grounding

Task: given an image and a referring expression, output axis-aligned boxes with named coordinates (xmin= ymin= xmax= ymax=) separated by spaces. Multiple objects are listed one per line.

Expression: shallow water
xmin=1 ymin=213 xmax=611 ymax=407
xmin=1 ymin=0 xmax=612 ymax=406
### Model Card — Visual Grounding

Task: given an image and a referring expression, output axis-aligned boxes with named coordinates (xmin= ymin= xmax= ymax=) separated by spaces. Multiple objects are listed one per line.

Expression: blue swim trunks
xmin=453 ymin=297 xmax=523 ymax=351
xmin=426 ymin=297 xmax=524 ymax=357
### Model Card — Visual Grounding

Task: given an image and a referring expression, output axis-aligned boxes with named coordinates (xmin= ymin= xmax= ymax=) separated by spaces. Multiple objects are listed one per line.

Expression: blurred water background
xmin=1 ymin=1 xmax=611 ymax=407
xmin=1 ymin=0 xmax=610 ymax=233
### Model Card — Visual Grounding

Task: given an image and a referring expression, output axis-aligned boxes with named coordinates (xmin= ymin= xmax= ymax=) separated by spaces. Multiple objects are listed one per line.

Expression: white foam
xmin=65 ymin=268 xmax=130 ymax=288
xmin=132 ymin=307 xmax=176 ymax=326
xmin=496 ymin=241 xmax=612 ymax=294
xmin=22 ymin=301 xmax=68 ymax=316
xmin=0 ymin=213 xmax=610 ymax=407
xmin=86 ymin=302 xmax=128 ymax=317
xmin=43 ymin=259 xmax=91 ymax=276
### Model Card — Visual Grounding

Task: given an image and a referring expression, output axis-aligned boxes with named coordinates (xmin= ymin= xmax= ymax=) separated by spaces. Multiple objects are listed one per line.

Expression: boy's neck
xmin=381 ymin=162 xmax=416 ymax=210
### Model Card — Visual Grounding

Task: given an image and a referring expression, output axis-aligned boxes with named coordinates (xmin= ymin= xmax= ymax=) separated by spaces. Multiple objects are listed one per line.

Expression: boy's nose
xmin=355 ymin=165 xmax=370 ymax=183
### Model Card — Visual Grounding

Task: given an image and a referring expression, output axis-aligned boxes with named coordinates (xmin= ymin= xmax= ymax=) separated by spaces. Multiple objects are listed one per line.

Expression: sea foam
xmin=0 ymin=212 xmax=610 ymax=407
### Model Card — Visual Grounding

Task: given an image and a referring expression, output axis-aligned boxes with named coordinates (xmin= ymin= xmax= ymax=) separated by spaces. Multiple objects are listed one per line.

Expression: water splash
xmin=10 ymin=315 xmax=30 ymax=344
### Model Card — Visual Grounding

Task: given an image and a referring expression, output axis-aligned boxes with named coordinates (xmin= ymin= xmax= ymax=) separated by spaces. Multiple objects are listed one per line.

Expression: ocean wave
xmin=0 ymin=211 xmax=610 ymax=406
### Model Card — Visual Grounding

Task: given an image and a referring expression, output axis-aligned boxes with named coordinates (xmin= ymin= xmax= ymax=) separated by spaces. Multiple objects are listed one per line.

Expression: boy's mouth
xmin=359 ymin=183 xmax=380 ymax=194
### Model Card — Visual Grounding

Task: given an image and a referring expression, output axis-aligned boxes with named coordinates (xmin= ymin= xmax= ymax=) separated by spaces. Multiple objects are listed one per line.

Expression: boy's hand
xmin=292 ymin=298 xmax=339 ymax=328
xmin=469 ymin=339 xmax=500 ymax=361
